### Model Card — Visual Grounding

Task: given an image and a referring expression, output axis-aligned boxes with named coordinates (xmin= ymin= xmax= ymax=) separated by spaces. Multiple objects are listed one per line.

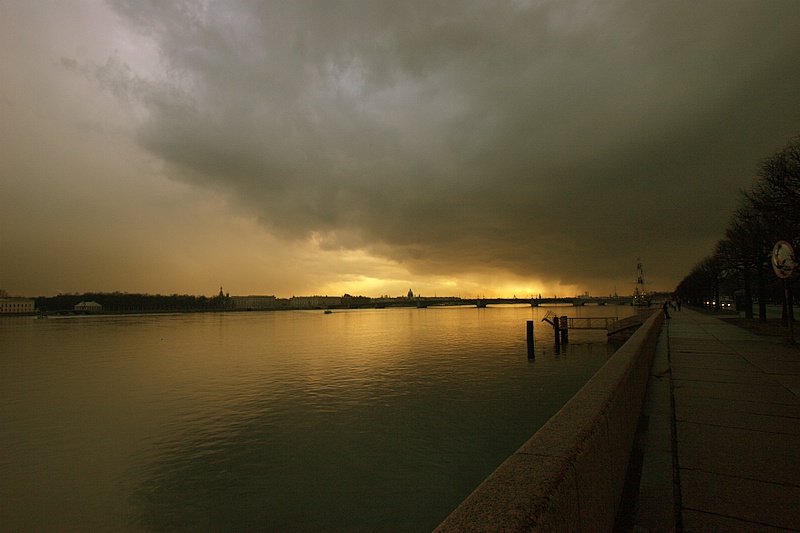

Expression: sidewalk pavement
xmin=623 ymin=307 xmax=800 ymax=532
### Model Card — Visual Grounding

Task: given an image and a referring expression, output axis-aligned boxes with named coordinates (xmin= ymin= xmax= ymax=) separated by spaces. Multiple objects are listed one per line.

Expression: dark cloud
xmin=102 ymin=0 xmax=800 ymax=291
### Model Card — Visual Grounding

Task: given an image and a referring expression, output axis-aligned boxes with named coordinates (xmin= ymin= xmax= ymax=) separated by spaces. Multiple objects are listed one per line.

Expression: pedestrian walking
xmin=663 ymin=300 xmax=671 ymax=319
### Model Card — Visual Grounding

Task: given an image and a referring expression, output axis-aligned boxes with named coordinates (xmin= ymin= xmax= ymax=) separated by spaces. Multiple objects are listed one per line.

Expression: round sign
xmin=772 ymin=240 xmax=796 ymax=279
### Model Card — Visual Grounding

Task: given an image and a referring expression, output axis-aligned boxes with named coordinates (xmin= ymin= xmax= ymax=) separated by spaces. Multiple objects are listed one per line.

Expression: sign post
xmin=771 ymin=240 xmax=796 ymax=343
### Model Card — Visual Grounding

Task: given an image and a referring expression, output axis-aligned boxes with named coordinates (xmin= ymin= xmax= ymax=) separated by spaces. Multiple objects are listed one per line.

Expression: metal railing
xmin=542 ymin=311 xmax=620 ymax=331
xmin=567 ymin=317 xmax=619 ymax=330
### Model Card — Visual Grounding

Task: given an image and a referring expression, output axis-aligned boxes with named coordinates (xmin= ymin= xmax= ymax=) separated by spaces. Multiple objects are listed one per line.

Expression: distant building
xmin=230 ymin=295 xmax=277 ymax=310
xmin=289 ymin=296 xmax=342 ymax=309
xmin=74 ymin=301 xmax=103 ymax=314
xmin=0 ymin=298 xmax=35 ymax=314
xmin=341 ymin=294 xmax=371 ymax=307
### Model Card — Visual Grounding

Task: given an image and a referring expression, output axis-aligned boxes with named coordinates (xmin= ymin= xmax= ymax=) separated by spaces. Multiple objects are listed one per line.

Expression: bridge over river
xmin=410 ymin=296 xmax=632 ymax=308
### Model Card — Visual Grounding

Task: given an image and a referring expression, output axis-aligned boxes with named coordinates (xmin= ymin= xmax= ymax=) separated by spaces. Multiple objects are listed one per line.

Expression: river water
xmin=1 ymin=304 xmax=636 ymax=532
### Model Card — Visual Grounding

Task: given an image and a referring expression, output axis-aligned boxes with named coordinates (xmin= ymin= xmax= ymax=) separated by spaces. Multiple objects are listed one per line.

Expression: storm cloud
xmin=3 ymin=0 xmax=800 ymax=296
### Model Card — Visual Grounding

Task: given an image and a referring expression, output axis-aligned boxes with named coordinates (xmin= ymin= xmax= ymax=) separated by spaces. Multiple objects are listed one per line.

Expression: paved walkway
xmin=624 ymin=308 xmax=800 ymax=532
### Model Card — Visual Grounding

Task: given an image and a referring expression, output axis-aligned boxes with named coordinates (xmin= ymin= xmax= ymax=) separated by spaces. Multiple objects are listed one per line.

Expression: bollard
xmin=526 ymin=320 xmax=535 ymax=358
xmin=559 ymin=315 xmax=569 ymax=343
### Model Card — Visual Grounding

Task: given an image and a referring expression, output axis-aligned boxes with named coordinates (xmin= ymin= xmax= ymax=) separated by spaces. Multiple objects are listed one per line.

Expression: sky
xmin=2 ymin=1 xmax=800 ymax=299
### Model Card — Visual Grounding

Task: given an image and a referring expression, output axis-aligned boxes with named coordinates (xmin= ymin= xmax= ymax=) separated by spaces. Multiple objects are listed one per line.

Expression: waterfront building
xmin=74 ymin=301 xmax=103 ymax=314
xmin=230 ymin=295 xmax=277 ymax=310
xmin=289 ymin=296 xmax=342 ymax=309
xmin=0 ymin=298 xmax=35 ymax=314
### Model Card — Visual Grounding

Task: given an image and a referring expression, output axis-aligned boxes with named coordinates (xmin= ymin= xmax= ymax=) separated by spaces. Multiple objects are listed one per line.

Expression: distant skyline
xmin=7 ymin=287 xmax=643 ymax=300
xmin=3 ymin=1 xmax=800 ymax=298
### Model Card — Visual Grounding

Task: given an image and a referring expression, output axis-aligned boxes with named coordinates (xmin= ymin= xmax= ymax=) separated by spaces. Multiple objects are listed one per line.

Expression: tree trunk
xmin=743 ymin=268 xmax=753 ymax=319
xmin=757 ymin=267 xmax=767 ymax=321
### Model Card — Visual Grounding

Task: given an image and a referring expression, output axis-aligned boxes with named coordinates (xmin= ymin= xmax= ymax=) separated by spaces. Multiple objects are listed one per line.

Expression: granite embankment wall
xmin=435 ymin=310 xmax=665 ymax=532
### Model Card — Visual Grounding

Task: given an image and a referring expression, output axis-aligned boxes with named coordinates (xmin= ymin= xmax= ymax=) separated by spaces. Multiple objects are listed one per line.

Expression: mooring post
xmin=553 ymin=317 xmax=560 ymax=348
xmin=559 ymin=315 xmax=569 ymax=343
xmin=526 ymin=320 xmax=535 ymax=358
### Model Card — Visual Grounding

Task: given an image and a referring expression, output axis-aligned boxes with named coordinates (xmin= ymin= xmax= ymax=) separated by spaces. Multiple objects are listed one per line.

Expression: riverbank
xmin=435 ymin=306 xmax=665 ymax=531
xmin=436 ymin=307 xmax=800 ymax=531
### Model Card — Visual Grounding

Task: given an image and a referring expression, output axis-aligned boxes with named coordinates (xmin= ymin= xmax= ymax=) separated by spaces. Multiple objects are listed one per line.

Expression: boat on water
xmin=324 ymin=309 xmax=333 ymax=314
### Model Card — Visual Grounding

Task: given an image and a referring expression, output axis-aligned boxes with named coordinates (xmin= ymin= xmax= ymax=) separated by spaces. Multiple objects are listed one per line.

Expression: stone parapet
xmin=435 ymin=310 xmax=665 ymax=532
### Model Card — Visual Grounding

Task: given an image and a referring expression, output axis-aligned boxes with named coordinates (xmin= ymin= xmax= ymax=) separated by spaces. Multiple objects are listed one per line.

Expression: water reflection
xmin=1 ymin=306 xmax=634 ymax=531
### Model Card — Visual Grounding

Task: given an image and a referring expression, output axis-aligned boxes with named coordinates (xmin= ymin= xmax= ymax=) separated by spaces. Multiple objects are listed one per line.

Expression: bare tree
xmin=678 ymin=135 xmax=799 ymax=318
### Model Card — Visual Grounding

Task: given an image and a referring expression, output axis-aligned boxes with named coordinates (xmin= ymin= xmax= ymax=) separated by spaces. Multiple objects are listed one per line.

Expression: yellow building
xmin=0 ymin=298 xmax=35 ymax=314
